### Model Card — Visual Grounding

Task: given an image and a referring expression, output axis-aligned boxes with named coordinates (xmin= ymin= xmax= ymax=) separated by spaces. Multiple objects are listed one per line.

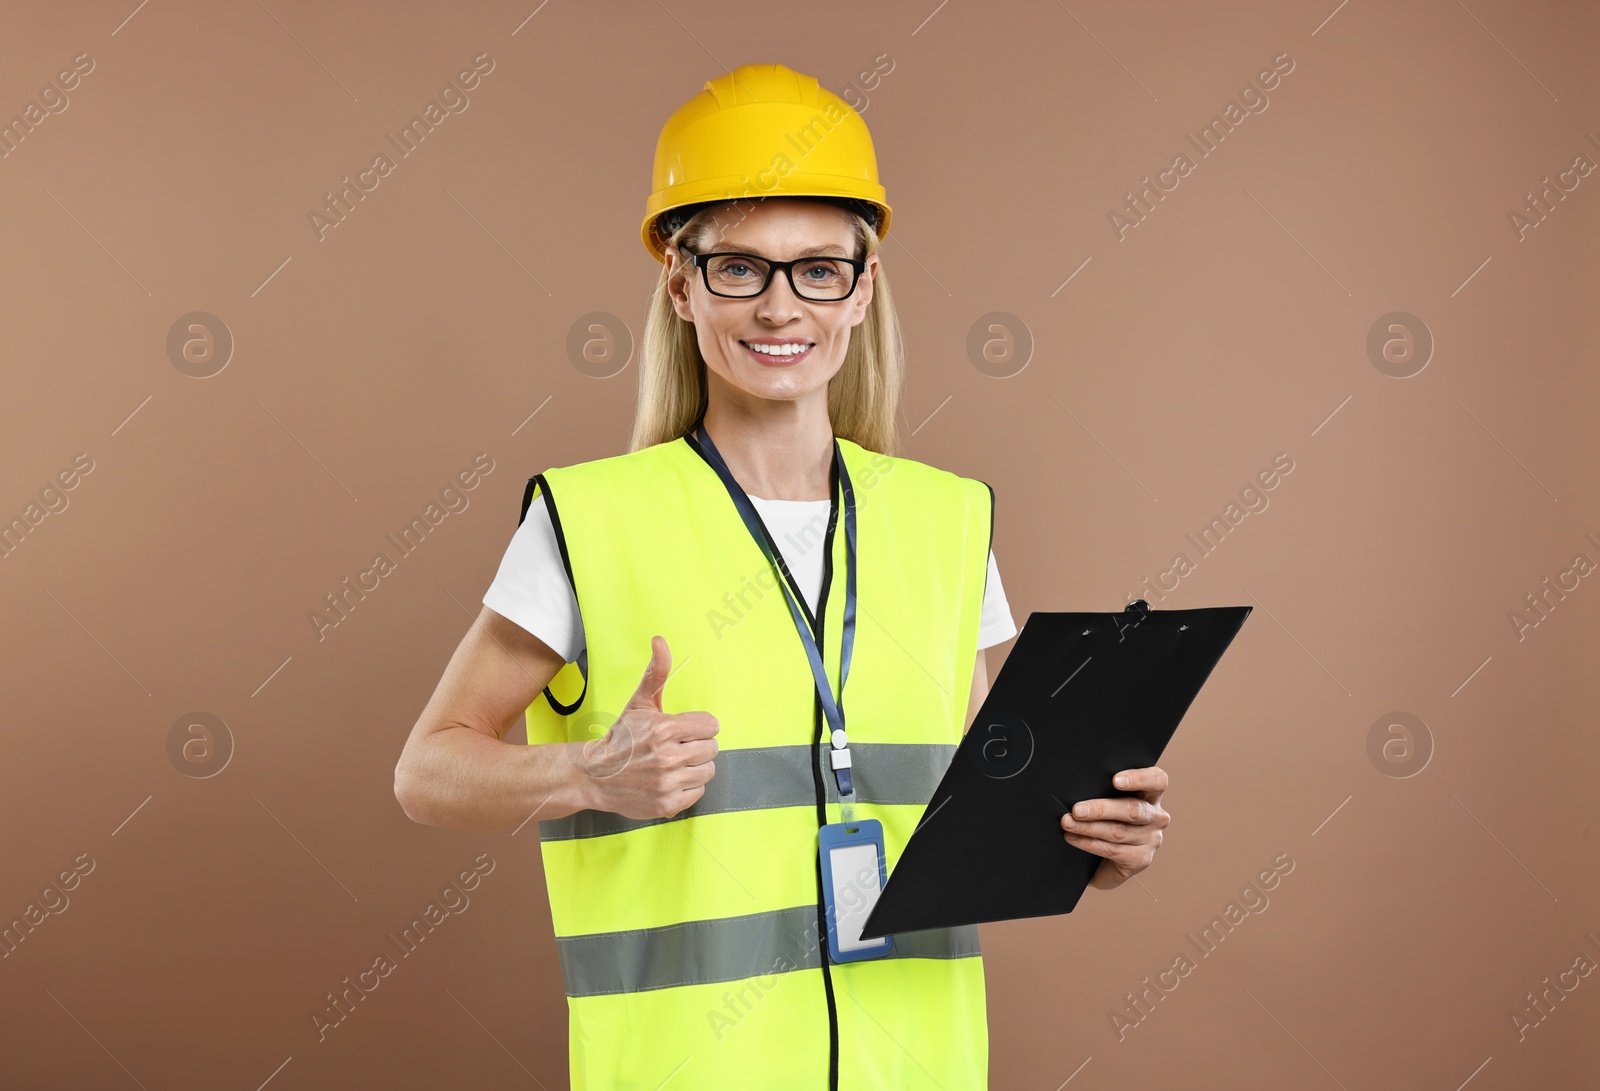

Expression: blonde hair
xmin=628 ymin=199 xmax=905 ymax=456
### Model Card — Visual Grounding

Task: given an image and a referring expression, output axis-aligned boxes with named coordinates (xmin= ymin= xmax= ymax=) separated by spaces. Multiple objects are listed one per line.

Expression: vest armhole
xmin=972 ymin=476 xmax=996 ymax=600
xmin=517 ymin=476 xmax=538 ymax=527
xmin=529 ymin=472 xmax=588 ymax=716
xmin=980 ymin=478 xmax=995 ymax=564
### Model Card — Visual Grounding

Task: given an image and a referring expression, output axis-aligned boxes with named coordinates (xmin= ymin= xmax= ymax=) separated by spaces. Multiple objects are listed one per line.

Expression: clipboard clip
xmin=1118 ymin=599 xmax=1189 ymax=634
xmin=1113 ymin=599 xmax=1151 ymax=642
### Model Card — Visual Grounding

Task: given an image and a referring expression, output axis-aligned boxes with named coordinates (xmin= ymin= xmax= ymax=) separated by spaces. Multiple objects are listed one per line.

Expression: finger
xmin=1062 ymin=831 xmax=1120 ymax=859
xmin=1113 ymin=766 xmax=1169 ymax=799
xmin=625 ymin=635 xmax=670 ymax=713
xmin=1070 ymin=798 xmax=1158 ymax=825
xmin=667 ymin=783 xmax=708 ymax=815
xmin=669 ymin=711 xmax=720 ymax=742
xmin=1064 ymin=832 xmax=1150 ymax=867
xmin=1061 ymin=817 xmax=1159 ymax=845
xmin=680 ymin=759 xmax=715 ymax=788
xmin=679 ymin=738 xmax=719 ymax=767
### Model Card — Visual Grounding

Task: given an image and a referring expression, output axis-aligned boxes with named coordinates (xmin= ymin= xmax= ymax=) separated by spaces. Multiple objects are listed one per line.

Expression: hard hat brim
xmin=642 ymin=177 xmax=891 ymax=263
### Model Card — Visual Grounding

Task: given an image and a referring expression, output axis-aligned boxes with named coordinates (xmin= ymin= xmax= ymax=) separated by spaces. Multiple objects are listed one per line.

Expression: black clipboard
xmin=859 ymin=599 xmax=1250 ymax=939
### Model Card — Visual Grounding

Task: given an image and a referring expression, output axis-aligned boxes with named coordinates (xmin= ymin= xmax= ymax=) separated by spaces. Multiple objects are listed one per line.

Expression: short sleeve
xmin=481 ymin=491 xmax=586 ymax=663
xmin=978 ymin=548 xmax=1018 ymax=650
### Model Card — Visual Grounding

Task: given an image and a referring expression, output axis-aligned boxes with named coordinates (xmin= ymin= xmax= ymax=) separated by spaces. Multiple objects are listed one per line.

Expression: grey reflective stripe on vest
xmin=556 ymin=903 xmax=982 ymax=998
xmin=539 ymin=742 xmax=957 ymax=841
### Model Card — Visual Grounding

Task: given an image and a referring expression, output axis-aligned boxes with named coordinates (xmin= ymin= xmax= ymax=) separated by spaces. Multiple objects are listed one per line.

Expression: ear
xmin=664 ymin=247 xmax=695 ymax=323
xmin=848 ymin=252 xmax=877 ymax=329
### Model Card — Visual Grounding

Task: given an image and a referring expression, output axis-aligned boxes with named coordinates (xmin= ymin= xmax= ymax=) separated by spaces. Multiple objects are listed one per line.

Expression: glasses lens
xmin=703 ymin=254 xmax=769 ymax=297
xmin=703 ymin=255 xmax=855 ymax=300
xmin=790 ymin=258 xmax=853 ymax=300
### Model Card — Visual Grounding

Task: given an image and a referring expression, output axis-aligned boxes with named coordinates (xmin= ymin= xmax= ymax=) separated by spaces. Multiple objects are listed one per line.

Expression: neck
xmin=699 ymin=386 xmax=834 ymax=501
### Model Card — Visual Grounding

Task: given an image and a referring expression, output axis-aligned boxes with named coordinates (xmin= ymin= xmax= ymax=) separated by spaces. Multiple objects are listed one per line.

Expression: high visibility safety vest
xmin=519 ymin=432 xmax=995 ymax=1090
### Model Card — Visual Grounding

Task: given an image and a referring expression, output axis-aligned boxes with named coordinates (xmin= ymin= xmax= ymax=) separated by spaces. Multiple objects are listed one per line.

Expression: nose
xmin=755 ymin=268 xmax=806 ymax=324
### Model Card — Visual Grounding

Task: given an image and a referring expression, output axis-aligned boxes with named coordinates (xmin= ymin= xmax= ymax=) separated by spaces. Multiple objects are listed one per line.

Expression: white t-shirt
xmin=483 ymin=492 xmax=1018 ymax=664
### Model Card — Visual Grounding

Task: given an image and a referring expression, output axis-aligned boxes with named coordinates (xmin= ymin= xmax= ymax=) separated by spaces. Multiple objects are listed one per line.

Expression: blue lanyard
xmin=691 ymin=422 xmax=858 ymax=804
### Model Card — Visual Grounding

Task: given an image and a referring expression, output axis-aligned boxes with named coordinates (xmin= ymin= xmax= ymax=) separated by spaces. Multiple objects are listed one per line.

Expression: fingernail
xmin=1114 ymin=774 xmax=1128 ymax=787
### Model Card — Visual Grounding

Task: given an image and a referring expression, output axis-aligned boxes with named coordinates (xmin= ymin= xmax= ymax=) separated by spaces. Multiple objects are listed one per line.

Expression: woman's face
xmin=665 ymin=199 xmax=877 ymax=411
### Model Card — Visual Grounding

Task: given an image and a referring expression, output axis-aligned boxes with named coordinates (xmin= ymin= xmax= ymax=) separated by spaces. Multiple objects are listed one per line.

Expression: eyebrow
xmin=723 ymin=244 xmax=851 ymax=258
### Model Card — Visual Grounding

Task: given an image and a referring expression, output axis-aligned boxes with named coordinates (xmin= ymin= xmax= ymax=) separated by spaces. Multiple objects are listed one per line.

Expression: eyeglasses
xmin=684 ymin=249 xmax=867 ymax=302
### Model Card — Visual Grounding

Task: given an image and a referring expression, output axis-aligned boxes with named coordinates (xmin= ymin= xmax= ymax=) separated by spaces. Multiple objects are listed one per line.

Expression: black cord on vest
xmin=811 ymin=454 xmax=844 ymax=1091
xmin=811 ymin=691 xmax=841 ymax=1091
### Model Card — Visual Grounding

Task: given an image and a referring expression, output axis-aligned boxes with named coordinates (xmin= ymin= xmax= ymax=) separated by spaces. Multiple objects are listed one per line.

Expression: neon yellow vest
xmin=522 ymin=434 xmax=994 ymax=1090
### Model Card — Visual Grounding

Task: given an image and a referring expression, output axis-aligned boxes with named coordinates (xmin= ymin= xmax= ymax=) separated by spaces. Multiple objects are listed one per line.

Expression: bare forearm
xmin=395 ymin=727 xmax=593 ymax=834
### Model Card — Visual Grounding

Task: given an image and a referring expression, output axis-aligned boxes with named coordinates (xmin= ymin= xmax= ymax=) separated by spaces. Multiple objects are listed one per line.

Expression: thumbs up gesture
xmin=576 ymin=635 xmax=719 ymax=819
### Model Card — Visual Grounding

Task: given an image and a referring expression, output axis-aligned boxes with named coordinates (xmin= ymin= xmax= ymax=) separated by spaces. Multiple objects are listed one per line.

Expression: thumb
xmin=624 ymin=634 xmax=669 ymax=713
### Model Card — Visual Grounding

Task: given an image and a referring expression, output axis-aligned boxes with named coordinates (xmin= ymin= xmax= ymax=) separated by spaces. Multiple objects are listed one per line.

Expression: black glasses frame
xmin=685 ymin=250 xmax=868 ymax=301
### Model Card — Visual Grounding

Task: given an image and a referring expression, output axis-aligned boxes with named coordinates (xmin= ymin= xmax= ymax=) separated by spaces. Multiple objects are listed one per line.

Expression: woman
xmin=394 ymin=63 xmax=1170 ymax=1091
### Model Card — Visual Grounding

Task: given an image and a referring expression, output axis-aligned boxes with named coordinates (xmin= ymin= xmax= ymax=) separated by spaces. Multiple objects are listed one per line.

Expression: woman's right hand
xmin=575 ymin=634 xmax=718 ymax=819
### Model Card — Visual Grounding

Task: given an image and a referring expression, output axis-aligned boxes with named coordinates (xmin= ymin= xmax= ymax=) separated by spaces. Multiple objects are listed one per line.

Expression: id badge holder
xmin=818 ymin=818 xmax=894 ymax=963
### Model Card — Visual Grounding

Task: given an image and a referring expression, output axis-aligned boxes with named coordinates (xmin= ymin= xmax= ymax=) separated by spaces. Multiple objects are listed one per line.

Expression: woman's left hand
xmin=1061 ymin=766 xmax=1170 ymax=891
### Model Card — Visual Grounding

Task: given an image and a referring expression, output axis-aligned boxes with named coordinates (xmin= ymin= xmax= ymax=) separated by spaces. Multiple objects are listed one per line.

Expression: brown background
xmin=2 ymin=0 xmax=1596 ymax=1087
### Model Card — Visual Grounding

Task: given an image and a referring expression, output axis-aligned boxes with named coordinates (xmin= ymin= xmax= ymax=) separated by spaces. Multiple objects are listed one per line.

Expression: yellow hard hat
xmin=641 ymin=63 xmax=892 ymax=263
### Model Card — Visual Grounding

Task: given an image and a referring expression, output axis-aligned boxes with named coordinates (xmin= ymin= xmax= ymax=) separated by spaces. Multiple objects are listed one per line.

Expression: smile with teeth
xmin=741 ymin=340 xmax=814 ymax=363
